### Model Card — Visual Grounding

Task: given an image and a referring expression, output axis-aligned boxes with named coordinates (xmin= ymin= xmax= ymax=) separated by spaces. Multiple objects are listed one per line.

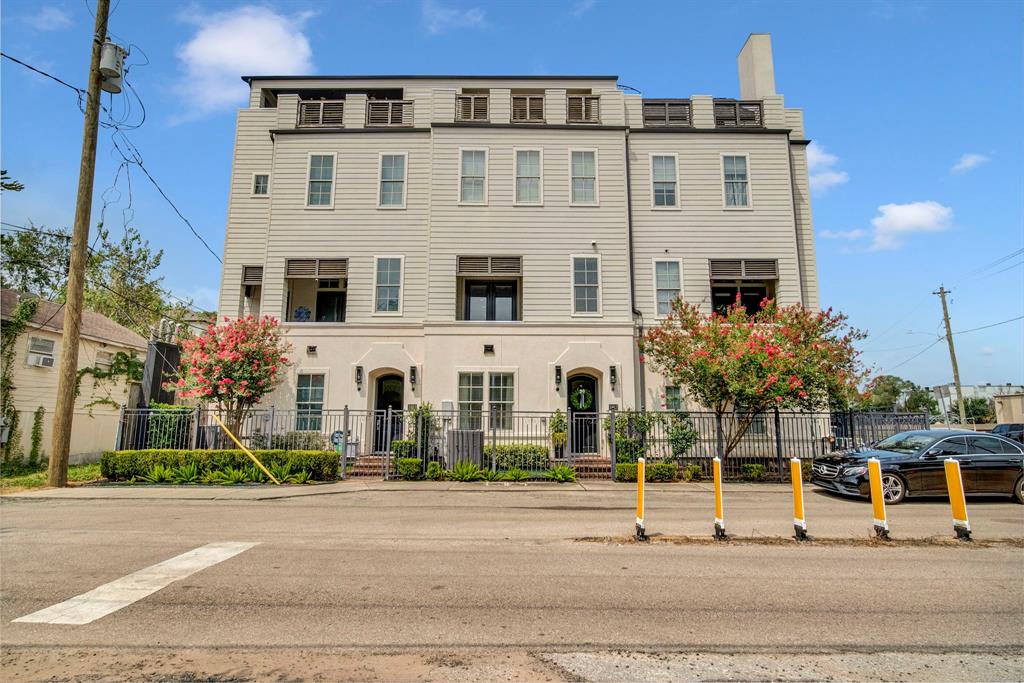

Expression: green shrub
xmin=802 ymin=460 xmax=812 ymax=482
xmin=614 ymin=436 xmax=645 ymax=463
xmin=615 ymin=463 xmax=638 ymax=481
xmin=480 ymin=468 xmax=503 ymax=481
xmin=391 ymin=440 xmax=417 ymax=459
xmin=615 ymin=462 xmax=677 ymax=482
xmin=171 ymin=463 xmax=200 ymax=484
xmin=483 ymin=443 xmax=550 ymax=471
xmin=100 ymin=449 xmax=339 ymax=482
xmin=29 ymin=406 xmax=45 ymax=468
xmin=549 ymin=410 xmax=567 ymax=448
xmin=503 ymin=467 xmax=529 ymax=482
xmin=544 ymin=464 xmax=577 ymax=483
xmin=647 ymin=462 xmax=678 ymax=482
xmin=146 ymin=403 xmax=193 ymax=450
xmin=447 ymin=460 xmax=485 ymax=482
xmin=397 ymin=457 xmax=422 ymax=480
xmin=683 ymin=463 xmax=704 ymax=482
xmin=270 ymin=431 xmax=329 ymax=451
xmin=140 ymin=463 xmax=174 ymax=483
xmin=425 ymin=461 xmax=443 ymax=481
xmin=741 ymin=463 xmax=767 ymax=481
xmin=666 ymin=412 xmax=699 ymax=457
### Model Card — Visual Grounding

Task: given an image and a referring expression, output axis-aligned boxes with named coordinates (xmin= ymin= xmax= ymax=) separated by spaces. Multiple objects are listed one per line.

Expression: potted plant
xmin=549 ymin=409 xmax=567 ymax=459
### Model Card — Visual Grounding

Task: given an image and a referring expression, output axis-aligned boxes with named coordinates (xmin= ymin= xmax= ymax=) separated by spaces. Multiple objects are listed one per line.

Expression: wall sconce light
xmin=554 ymin=365 xmax=562 ymax=388
xmin=609 ymin=365 xmax=617 ymax=388
xmin=409 ymin=366 xmax=417 ymax=389
xmin=483 ymin=344 xmax=494 ymax=354
xmin=355 ymin=365 xmax=363 ymax=390
xmin=306 ymin=345 xmax=317 ymax=355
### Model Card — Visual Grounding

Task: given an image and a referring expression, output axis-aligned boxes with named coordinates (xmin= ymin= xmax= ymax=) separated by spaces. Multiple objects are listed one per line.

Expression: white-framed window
xmin=665 ymin=386 xmax=682 ymax=411
xmin=95 ymin=350 xmax=114 ymax=372
xmin=295 ymin=373 xmax=326 ymax=431
xmin=570 ymin=150 xmax=598 ymax=205
xmin=650 ymin=154 xmax=678 ymax=208
xmin=27 ymin=336 xmax=56 ymax=368
xmin=306 ymin=153 xmax=335 ymax=207
xmin=459 ymin=149 xmax=488 ymax=204
xmin=653 ymin=258 xmax=682 ymax=317
xmin=458 ymin=371 xmax=484 ymax=429
xmin=514 ymin=149 xmax=542 ymax=205
xmin=722 ymin=154 xmax=751 ymax=208
xmin=571 ymin=255 xmax=601 ymax=315
xmin=373 ymin=256 xmax=404 ymax=314
xmin=378 ymin=153 xmax=407 ymax=208
xmin=251 ymin=173 xmax=269 ymax=197
xmin=488 ymin=372 xmax=515 ymax=430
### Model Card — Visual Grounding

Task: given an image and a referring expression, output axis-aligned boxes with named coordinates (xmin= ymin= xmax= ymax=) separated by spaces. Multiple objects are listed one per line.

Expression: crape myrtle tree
xmin=640 ymin=295 xmax=868 ymax=459
xmin=170 ymin=315 xmax=293 ymax=435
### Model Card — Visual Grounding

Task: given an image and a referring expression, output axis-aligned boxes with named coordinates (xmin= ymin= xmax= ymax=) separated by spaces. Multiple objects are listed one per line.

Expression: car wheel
xmin=881 ymin=473 xmax=906 ymax=504
xmin=1013 ymin=476 xmax=1024 ymax=505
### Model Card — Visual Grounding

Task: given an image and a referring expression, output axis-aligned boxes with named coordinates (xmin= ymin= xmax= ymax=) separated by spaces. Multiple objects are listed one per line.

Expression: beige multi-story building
xmin=217 ymin=33 xmax=818 ymax=427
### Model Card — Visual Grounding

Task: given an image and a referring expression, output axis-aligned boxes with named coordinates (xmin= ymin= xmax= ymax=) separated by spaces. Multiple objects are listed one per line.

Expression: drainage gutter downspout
xmin=624 ymin=130 xmax=646 ymax=411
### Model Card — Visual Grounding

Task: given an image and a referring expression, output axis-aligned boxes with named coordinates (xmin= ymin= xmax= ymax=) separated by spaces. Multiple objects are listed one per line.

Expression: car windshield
xmin=872 ymin=433 xmax=936 ymax=455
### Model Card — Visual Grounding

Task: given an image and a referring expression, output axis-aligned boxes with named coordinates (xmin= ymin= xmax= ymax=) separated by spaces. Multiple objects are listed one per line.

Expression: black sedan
xmin=811 ymin=429 xmax=1024 ymax=504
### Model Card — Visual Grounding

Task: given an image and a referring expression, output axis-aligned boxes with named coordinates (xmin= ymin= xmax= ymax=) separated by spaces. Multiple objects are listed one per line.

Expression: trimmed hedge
xmin=391 ymin=440 xmax=417 ymax=458
xmin=615 ymin=461 xmax=678 ymax=482
xmin=396 ymin=457 xmax=422 ymax=480
xmin=483 ymin=443 xmax=550 ymax=470
xmin=101 ymin=449 xmax=339 ymax=482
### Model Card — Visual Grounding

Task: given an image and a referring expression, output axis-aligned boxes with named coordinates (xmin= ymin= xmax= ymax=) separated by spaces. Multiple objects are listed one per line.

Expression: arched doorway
xmin=567 ymin=373 xmax=599 ymax=455
xmin=373 ymin=373 xmax=404 ymax=453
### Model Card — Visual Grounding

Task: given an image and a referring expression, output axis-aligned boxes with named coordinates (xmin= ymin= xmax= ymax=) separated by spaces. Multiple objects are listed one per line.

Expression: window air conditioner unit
xmin=28 ymin=354 xmax=55 ymax=368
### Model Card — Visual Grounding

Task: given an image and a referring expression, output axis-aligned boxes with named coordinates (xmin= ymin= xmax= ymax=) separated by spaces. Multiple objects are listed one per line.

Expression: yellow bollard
xmin=713 ymin=457 xmax=727 ymax=540
xmin=944 ymin=458 xmax=971 ymax=541
xmin=867 ymin=458 xmax=890 ymax=539
xmin=790 ymin=458 xmax=808 ymax=541
xmin=635 ymin=457 xmax=648 ymax=541
xmin=210 ymin=413 xmax=281 ymax=485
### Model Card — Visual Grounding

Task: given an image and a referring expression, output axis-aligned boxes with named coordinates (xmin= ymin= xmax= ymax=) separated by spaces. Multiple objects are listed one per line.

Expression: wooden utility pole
xmin=48 ymin=0 xmax=110 ymax=487
xmin=934 ymin=286 xmax=967 ymax=427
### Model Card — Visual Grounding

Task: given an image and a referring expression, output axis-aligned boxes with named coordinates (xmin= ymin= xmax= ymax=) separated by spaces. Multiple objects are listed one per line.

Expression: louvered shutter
xmin=666 ymin=101 xmax=689 ymax=125
xmin=457 ymin=256 xmax=490 ymax=275
xmin=709 ymin=260 xmax=743 ymax=278
xmin=298 ymin=102 xmax=320 ymax=126
xmin=321 ymin=101 xmax=344 ymax=126
xmin=567 ymin=96 xmax=584 ymax=122
xmin=511 ymin=96 xmax=528 ymax=121
xmin=316 ymin=259 xmax=348 ymax=279
xmin=242 ymin=266 xmax=263 ymax=285
xmin=472 ymin=95 xmax=488 ymax=120
xmin=367 ymin=101 xmax=390 ymax=126
xmin=742 ymin=260 xmax=778 ymax=279
xmin=457 ymin=96 xmax=473 ymax=121
xmin=286 ymin=259 xmax=317 ymax=277
xmin=489 ymin=256 xmax=522 ymax=275
xmin=528 ymin=96 xmax=543 ymax=121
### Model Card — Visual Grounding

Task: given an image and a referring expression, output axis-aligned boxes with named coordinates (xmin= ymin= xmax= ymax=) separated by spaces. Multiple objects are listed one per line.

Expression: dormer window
xmin=456 ymin=89 xmax=489 ymax=121
xmin=511 ymin=91 xmax=544 ymax=123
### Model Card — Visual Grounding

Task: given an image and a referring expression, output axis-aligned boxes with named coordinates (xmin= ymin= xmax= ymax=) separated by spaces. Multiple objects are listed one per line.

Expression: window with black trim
xmin=463 ymin=280 xmax=518 ymax=321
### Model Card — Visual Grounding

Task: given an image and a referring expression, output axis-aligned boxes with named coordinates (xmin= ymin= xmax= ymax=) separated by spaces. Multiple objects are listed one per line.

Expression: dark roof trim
xmin=629 ymin=127 xmax=793 ymax=135
xmin=244 ymin=74 xmax=619 ymax=84
xmin=432 ymin=122 xmax=627 ymax=132
xmin=270 ymin=128 xmax=431 ymax=136
xmin=790 ymin=138 xmax=812 ymax=146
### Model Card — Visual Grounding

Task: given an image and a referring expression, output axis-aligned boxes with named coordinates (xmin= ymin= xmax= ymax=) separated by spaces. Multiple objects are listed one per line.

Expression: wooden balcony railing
xmin=297 ymin=100 xmax=345 ymax=127
xmin=713 ymin=100 xmax=763 ymax=127
xmin=567 ymin=95 xmax=600 ymax=123
xmin=641 ymin=99 xmax=691 ymax=127
xmin=456 ymin=94 xmax=489 ymax=121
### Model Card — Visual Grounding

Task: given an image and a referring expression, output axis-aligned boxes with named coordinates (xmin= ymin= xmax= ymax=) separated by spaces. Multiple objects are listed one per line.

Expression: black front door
xmin=373 ymin=374 xmax=404 ymax=453
xmin=567 ymin=375 xmax=598 ymax=455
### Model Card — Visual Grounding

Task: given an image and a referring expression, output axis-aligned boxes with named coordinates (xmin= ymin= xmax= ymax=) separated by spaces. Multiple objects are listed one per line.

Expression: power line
xmin=0 ymin=52 xmax=85 ymax=94
xmin=953 ymin=315 xmax=1024 ymax=335
xmin=887 ymin=338 xmax=944 ymax=371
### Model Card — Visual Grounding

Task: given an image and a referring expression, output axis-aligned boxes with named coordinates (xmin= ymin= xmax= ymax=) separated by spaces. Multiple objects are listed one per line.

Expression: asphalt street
xmin=1 ymin=482 xmax=1022 ymax=681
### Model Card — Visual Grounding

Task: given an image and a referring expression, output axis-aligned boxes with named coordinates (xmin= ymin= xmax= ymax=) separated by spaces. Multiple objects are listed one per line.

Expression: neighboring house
xmin=932 ymin=383 xmax=1024 ymax=411
xmin=994 ymin=393 xmax=1024 ymax=424
xmin=0 ymin=289 xmax=146 ymax=463
xmin=217 ymin=33 xmax=818 ymax=418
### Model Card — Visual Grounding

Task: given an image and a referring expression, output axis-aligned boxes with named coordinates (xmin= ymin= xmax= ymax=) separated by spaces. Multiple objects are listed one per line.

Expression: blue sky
xmin=2 ymin=0 xmax=1021 ymax=389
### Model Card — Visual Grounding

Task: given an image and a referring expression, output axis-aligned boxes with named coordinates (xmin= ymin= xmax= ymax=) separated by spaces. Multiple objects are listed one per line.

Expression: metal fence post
xmin=489 ymin=408 xmax=497 ymax=472
xmin=340 ymin=405 xmax=349 ymax=480
xmin=267 ymin=405 xmax=276 ymax=447
xmin=608 ymin=408 xmax=617 ymax=481
xmin=114 ymin=403 xmax=126 ymax=450
xmin=715 ymin=412 xmax=725 ymax=456
xmin=774 ymin=408 xmax=784 ymax=482
xmin=385 ymin=406 xmax=393 ymax=479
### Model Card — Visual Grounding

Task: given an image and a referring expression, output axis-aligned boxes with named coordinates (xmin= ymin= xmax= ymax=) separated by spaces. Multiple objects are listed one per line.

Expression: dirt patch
xmin=1 ymin=646 xmax=573 ymax=682
xmin=575 ymin=534 xmax=1024 ymax=548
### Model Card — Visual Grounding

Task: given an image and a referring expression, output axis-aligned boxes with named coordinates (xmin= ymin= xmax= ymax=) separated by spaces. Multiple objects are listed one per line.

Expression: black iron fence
xmin=114 ymin=406 xmax=928 ymax=481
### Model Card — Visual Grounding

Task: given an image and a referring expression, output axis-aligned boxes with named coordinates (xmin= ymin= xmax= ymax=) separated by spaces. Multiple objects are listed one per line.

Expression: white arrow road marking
xmin=13 ymin=541 xmax=258 ymax=625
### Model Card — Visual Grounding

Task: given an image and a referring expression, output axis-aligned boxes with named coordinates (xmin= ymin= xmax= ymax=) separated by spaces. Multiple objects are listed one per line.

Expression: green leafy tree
xmin=904 ymin=387 xmax=938 ymax=414
xmin=641 ymin=296 xmax=867 ymax=459
xmin=950 ymin=397 xmax=995 ymax=424
xmin=0 ymin=223 xmax=77 ymax=301
xmin=861 ymin=375 xmax=913 ymax=410
xmin=1 ymin=170 xmax=24 ymax=192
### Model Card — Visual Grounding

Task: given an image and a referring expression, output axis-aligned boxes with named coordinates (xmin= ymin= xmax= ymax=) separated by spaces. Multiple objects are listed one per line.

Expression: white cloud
xmin=569 ymin=0 xmax=597 ymax=16
xmin=870 ymin=200 xmax=953 ymax=251
xmin=980 ymin=345 xmax=995 ymax=356
xmin=951 ymin=153 xmax=990 ymax=174
xmin=25 ymin=6 xmax=72 ymax=31
xmin=819 ymin=229 xmax=867 ymax=240
xmin=422 ymin=0 xmax=486 ymax=34
xmin=806 ymin=141 xmax=849 ymax=192
xmin=174 ymin=6 xmax=314 ymax=120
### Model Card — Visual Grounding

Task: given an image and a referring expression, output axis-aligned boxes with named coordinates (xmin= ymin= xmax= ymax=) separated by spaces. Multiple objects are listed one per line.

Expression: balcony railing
xmin=713 ymin=100 xmax=763 ymax=127
xmin=297 ymin=100 xmax=345 ymax=127
xmin=641 ymin=99 xmax=691 ymax=127
xmin=511 ymin=95 xmax=545 ymax=123
xmin=456 ymin=94 xmax=489 ymax=121
xmin=366 ymin=100 xmax=414 ymax=127
xmin=567 ymin=94 xmax=600 ymax=123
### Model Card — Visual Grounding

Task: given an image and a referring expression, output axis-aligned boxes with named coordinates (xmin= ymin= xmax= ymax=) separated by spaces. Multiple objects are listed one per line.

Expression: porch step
xmin=571 ymin=457 xmax=612 ymax=478
xmin=348 ymin=455 xmax=388 ymax=477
